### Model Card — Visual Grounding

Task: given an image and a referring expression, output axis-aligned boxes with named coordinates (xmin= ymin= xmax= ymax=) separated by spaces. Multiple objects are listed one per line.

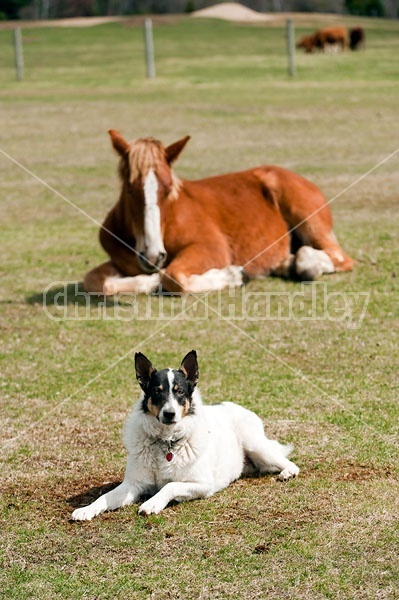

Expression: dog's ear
xmin=135 ymin=352 xmax=155 ymax=390
xmin=180 ymin=350 xmax=199 ymax=388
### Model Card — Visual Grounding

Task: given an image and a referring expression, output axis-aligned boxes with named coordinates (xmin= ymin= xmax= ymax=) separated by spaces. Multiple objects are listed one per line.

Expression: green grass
xmin=1 ymin=14 xmax=399 ymax=599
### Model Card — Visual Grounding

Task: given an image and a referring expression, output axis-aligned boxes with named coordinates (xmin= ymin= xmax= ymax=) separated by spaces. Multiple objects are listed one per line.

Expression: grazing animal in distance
xmin=297 ymin=26 xmax=349 ymax=53
xmin=316 ymin=26 xmax=349 ymax=52
xmin=349 ymin=27 xmax=365 ymax=50
xmin=296 ymin=33 xmax=319 ymax=53
xmin=71 ymin=350 xmax=299 ymax=520
xmin=83 ymin=130 xmax=353 ymax=295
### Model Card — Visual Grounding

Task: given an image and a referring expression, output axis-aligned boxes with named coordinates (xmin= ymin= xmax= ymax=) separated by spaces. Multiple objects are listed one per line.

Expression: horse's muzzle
xmin=138 ymin=250 xmax=167 ymax=273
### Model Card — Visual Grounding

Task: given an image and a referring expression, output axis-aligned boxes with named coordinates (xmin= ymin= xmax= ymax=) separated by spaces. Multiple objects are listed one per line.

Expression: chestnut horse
xmin=84 ymin=131 xmax=353 ymax=295
xmin=297 ymin=26 xmax=349 ymax=53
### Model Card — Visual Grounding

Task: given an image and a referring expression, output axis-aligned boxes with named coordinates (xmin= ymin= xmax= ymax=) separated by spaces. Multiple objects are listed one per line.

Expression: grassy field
xmin=1 ymin=13 xmax=399 ymax=599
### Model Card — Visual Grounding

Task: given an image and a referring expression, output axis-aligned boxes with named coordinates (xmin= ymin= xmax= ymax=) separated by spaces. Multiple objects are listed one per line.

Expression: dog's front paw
xmin=71 ymin=506 xmax=97 ymax=521
xmin=138 ymin=497 xmax=165 ymax=516
xmin=278 ymin=463 xmax=299 ymax=481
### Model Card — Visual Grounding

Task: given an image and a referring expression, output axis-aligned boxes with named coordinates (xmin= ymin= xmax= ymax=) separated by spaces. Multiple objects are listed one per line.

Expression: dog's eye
xmin=153 ymin=387 xmax=162 ymax=397
xmin=176 ymin=388 xmax=185 ymax=397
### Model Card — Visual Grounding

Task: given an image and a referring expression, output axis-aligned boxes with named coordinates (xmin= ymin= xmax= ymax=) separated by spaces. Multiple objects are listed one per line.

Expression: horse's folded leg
xmin=161 ymin=266 xmax=246 ymax=294
xmin=324 ymin=248 xmax=354 ymax=272
xmin=83 ymin=261 xmax=122 ymax=295
xmin=182 ymin=266 xmax=246 ymax=293
xmin=272 ymin=254 xmax=296 ymax=279
xmin=294 ymin=246 xmax=334 ymax=281
xmin=104 ymin=274 xmax=161 ymax=295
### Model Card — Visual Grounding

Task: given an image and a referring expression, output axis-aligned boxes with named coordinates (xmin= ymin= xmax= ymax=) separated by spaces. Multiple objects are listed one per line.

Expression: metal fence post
xmin=144 ymin=18 xmax=156 ymax=79
xmin=286 ymin=19 xmax=296 ymax=78
xmin=14 ymin=28 xmax=24 ymax=81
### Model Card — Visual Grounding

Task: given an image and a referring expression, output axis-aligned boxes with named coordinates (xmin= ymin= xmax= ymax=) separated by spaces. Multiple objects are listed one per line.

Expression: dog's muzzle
xmin=160 ymin=409 xmax=176 ymax=425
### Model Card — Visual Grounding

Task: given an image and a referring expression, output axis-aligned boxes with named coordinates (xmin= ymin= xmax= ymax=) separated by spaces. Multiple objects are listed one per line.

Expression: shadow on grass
xmin=26 ymin=282 xmax=116 ymax=308
xmin=66 ymin=480 xmax=161 ymax=516
xmin=66 ymin=480 xmax=122 ymax=509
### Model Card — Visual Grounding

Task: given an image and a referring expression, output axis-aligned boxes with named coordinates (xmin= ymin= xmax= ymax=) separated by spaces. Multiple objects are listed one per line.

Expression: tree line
xmin=1 ymin=0 xmax=396 ymax=21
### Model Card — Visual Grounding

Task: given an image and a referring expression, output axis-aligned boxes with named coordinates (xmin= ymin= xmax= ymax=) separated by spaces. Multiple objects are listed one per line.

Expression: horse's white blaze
xmin=140 ymin=169 xmax=166 ymax=263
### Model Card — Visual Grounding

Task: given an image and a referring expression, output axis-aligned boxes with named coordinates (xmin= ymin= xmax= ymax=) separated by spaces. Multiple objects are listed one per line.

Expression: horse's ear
xmin=109 ymin=129 xmax=130 ymax=157
xmin=135 ymin=352 xmax=155 ymax=390
xmin=165 ymin=136 xmax=190 ymax=165
xmin=179 ymin=350 xmax=199 ymax=388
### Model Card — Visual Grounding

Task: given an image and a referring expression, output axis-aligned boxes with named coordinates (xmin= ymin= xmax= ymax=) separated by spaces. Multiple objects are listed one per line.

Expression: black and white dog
xmin=72 ymin=350 xmax=299 ymax=520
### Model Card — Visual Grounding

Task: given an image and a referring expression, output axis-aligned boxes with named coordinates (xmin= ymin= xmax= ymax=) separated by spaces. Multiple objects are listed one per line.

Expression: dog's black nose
xmin=163 ymin=410 xmax=175 ymax=423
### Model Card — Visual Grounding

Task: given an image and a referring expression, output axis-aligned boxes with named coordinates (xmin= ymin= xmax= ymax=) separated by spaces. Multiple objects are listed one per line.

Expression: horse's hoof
xmin=241 ymin=269 xmax=250 ymax=285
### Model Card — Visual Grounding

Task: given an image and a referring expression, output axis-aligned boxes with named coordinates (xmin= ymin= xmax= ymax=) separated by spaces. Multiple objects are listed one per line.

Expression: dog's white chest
xmin=134 ymin=438 xmax=189 ymax=485
xmin=158 ymin=440 xmax=178 ymax=464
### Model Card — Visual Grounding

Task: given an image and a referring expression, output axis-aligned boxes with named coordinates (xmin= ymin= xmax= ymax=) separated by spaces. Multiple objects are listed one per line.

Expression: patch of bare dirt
xmin=0 ymin=15 xmax=123 ymax=30
xmin=192 ymin=2 xmax=272 ymax=22
xmin=304 ymin=458 xmax=396 ymax=482
xmin=0 ymin=14 xmax=186 ymax=31
xmin=339 ymin=461 xmax=396 ymax=481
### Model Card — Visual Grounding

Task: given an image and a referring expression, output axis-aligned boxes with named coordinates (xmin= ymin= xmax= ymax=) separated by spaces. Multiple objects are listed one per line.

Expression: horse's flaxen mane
xmin=126 ymin=137 xmax=181 ymax=199
xmin=128 ymin=138 xmax=164 ymax=181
